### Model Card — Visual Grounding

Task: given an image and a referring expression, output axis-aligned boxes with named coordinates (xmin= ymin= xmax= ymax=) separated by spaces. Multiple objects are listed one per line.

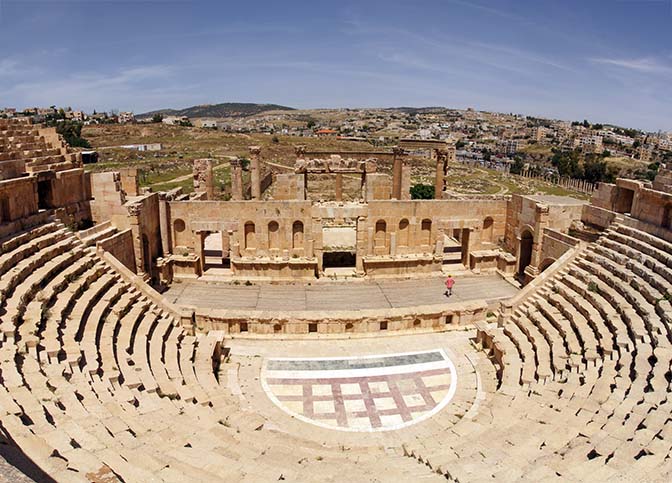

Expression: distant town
xmin=2 ymin=103 xmax=670 ymax=185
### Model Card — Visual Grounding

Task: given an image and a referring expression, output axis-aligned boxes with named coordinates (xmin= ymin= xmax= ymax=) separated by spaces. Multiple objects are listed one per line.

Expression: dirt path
xmin=149 ymin=157 xmax=234 ymax=188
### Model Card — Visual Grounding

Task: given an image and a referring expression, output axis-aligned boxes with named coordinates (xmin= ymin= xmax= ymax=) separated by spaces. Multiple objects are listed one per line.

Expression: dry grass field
xmin=82 ymin=124 xmax=592 ymax=200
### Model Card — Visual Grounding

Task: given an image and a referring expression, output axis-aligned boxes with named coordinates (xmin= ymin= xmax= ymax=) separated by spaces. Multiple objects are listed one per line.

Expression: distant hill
xmin=138 ymin=103 xmax=295 ymax=119
xmin=388 ymin=107 xmax=450 ymax=115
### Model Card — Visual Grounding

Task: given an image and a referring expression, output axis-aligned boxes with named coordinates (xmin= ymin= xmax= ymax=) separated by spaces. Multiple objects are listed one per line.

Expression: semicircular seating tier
xmin=436 ymin=222 xmax=672 ymax=482
xmin=0 ymin=218 xmax=442 ymax=482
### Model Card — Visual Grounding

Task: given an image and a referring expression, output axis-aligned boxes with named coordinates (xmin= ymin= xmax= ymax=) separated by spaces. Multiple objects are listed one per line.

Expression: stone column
xmin=355 ymin=217 xmax=367 ymax=275
xmin=127 ymin=202 xmax=146 ymax=278
xmin=335 ymin=173 xmax=343 ymax=202
xmin=367 ymin=226 xmax=374 ymax=255
xmin=249 ymin=146 xmax=261 ymax=200
xmin=389 ymin=232 xmax=397 ymax=257
xmin=158 ymin=193 xmax=171 ymax=256
xmin=194 ymin=231 xmax=206 ymax=276
xmin=460 ymin=228 xmax=471 ymax=266
xmin=434 ymin=150 xmax=447 ymax=199
xmin=193 ymin=158 xmax=215 ymax=199
xmin=401 ymin=165 xmax=412 ymax=200
xmin=391 ymin=146 xmax=404 ymax=200
xmin=221 ymin=231 xmax=231 ymax=264
xmin=447 ymin=144 xmax=456 ymax=164
xmin=435 ymin=235 xmax=444 ymax=257
xmin=230 ymin=158 xmax=244 ymax=200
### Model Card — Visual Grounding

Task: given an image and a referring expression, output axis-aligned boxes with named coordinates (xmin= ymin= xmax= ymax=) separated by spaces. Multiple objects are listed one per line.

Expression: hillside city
xmin=2 ymin=103 xmax=668 ymax=191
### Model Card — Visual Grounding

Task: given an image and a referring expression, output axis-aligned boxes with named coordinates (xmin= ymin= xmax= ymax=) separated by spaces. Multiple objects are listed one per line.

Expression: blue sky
xmin=0 ymin=0 xmax=670 ymax=131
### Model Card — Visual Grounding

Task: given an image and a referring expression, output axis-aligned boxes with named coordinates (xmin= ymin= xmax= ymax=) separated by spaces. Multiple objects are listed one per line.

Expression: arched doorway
xmin=518 ymin=230 xmax=533 ymax=276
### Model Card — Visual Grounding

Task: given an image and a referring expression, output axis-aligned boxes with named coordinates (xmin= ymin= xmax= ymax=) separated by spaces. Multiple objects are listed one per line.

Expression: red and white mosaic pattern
xmin=261 ymin=350 xmax=457 ymax=432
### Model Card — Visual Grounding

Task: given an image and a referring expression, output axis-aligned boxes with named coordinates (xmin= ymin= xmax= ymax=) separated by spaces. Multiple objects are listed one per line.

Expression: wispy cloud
xmin=445 ymin=0 xmax=528 ymax=24
xmin=0 ymin=57 xmax=44 ymax=80
xmin=591 ymin=56 xmax=672 ymax=74
xmin=4 ymin=63 xmax=181 ymax=110
xmin=0 ymin=59 xmax=20 ymax=77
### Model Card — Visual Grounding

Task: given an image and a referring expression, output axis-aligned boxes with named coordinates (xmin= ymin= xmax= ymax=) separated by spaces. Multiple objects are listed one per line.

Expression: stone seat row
xmin=0 ymin=146 xmax=67 ymax=162
xmin=0 ymin=138 xmax=52 ymax=152
xmin=0 ymin=220 xmax=418 ymax=482
xmin=0 ymin=222 xmax=235 ymax=480
xmin=425 ymin=223 xmax=672 ymax=481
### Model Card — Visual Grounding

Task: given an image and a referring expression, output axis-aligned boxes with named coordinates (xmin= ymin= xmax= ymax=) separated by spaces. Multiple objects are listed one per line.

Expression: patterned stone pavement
xmin=226 ymin=331 xmax=488 ymax=448
xmin=165 ymin=274 xmax=518 ymax=312
xmin=262 ymin=350 xmax=456 ymax=432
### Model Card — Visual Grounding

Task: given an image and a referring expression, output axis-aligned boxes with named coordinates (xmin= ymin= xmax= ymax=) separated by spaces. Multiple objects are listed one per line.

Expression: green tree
xmin=152 ymin=113 xmax=164 ymax=123
xmin=410 ymin=184 xmax=434 ymax=200
xmin=53 ymin=120 xmax=91 ymax=148
xmin=510 ymin=157 xmax=524 ymax=175
xmin=551 ymin=150 xmax=583 ymax=178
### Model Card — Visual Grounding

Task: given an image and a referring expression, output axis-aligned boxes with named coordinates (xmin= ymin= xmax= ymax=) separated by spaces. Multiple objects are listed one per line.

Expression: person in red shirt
xmin=445 ymin=275 xmax=455 ymax=297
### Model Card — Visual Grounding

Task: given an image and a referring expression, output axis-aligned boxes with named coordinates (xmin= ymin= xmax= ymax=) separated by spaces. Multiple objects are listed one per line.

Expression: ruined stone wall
xmin=119 ymin=168 xmax=139 ymax=196
xmin=90 ymin=172 xmax=130 ymax=228
xmin=168 ymin=200 xmax=315 ymax=257
xmin=366 ymin=199 xmax=507 ymax=254
xmin=127 ymin=193 xmax=162 ymax=276
xmin=581 ymin=204 xmax=619 ymax=229
xmin=0 ymin=160 xmax=26 ymax=180
xmin=52 ymin=168 xmax=90 ymax=207
xmin=504 ymin=195 xmax=535 ymax=253
xmin=166 ymin=199 xmax=508 ymax=279
xmin=594 ymin=179 xmax=672 ymax=230
xmin=192 ymin=301 xmax=487 ymax=335
xmin=365 ymin=174 xmax=392 ymax=201
xmin=97 ymin=228 xmax=136 ymax=272
xmin=539 ymin=228 xmax=580 ymax=269
xmin=504 ymin=195 xmax=585 ymax=254
xmin=653 ymin=167 xmax=672 ymax=194
xmin=0 ymin=177 xmax=38 ymax=223
xmin=591 ymin=183 xmax=620 ymax=211
xmin=273 ymin=173 xmax=305 ymax=201
xmin=631 ymin=185 xmax=672 ymax=228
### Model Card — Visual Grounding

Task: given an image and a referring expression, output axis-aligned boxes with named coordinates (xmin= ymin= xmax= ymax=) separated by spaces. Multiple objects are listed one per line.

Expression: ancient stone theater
xmin=0 ymin=118 xmax=671 ymax=482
